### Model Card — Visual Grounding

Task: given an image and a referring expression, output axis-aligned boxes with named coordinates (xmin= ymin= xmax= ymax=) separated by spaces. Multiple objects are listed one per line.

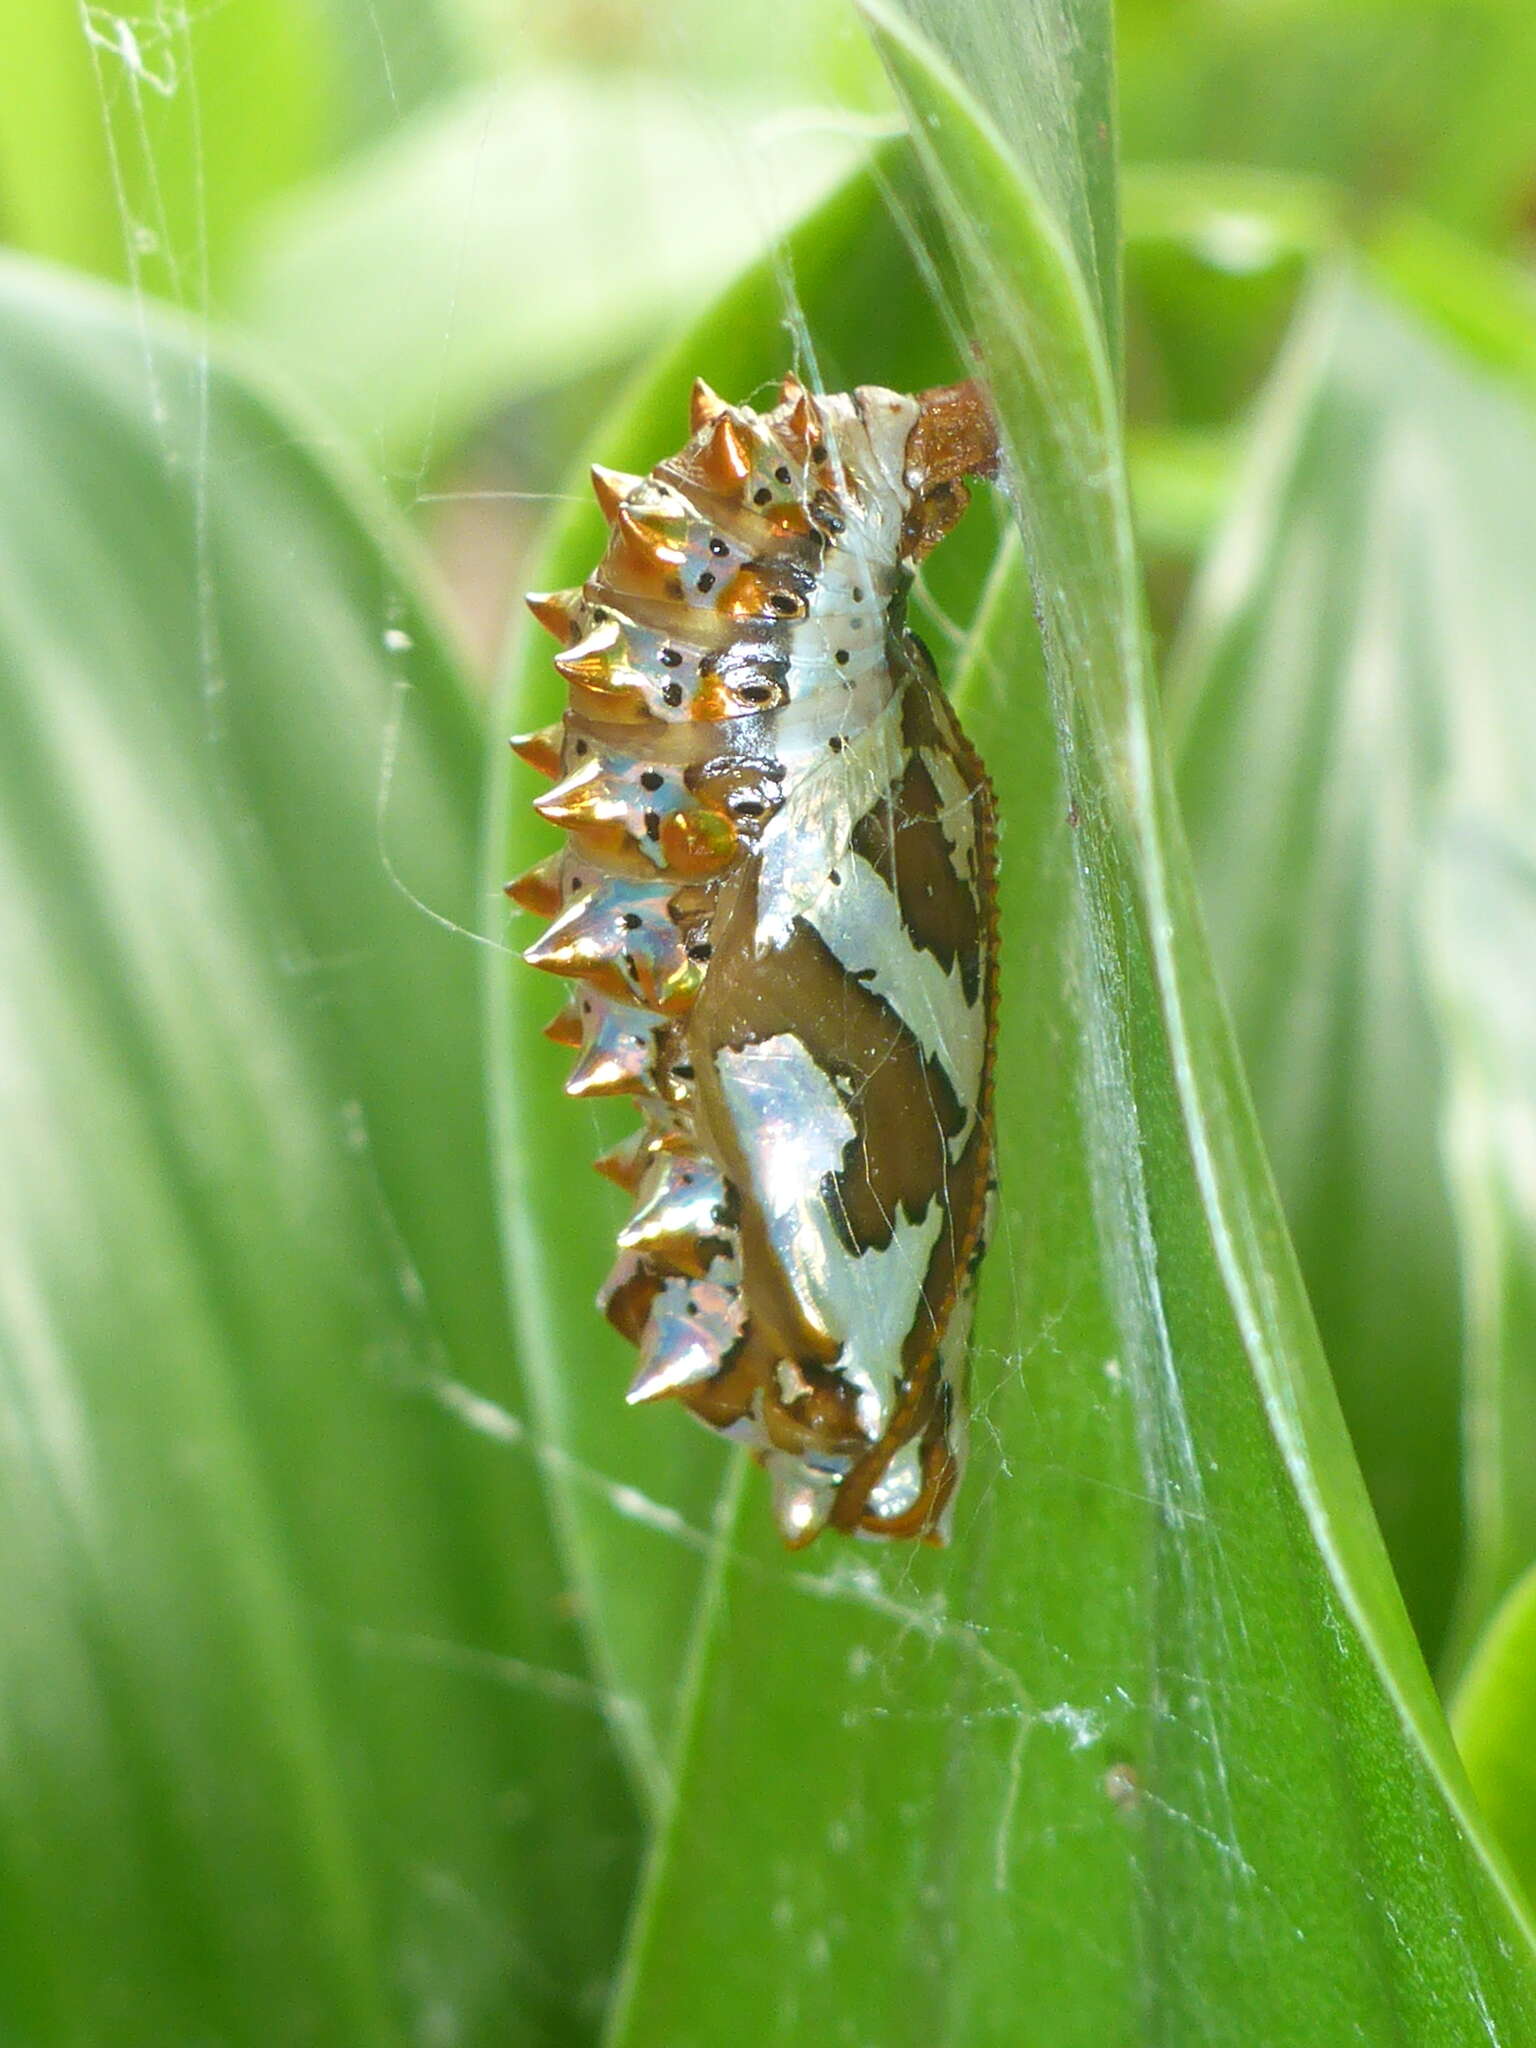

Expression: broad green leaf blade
xmin=485 ymin=149 xmax=1001 ymax=1810
xmin=1170 ymin=278 xmax=1536 ymax=1672
xmin=243 ymin=72 xmax=870 ymax=468
xmin=0 ymin=257 xmax=633 ymax=2044
xmin=597 ymin=5 xmax=1536 ymax=2042
xmin=1367 ymin=213 xmax=1536 ymax=412
xmin=887 ymin=0 xmax=1119 ymax=365
xmin=1168 ymin=284 xmax=1462 ymax=1650
xmin=1431 ymin=830 xmax=1536 ymax=1675
xmin=1455 ymin=1560 xmax=1536 ymax=1909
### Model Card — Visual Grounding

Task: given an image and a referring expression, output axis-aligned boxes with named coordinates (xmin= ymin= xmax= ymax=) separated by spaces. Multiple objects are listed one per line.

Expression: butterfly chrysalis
xmin=511 ymin=375 xmax=1000 ymax=1545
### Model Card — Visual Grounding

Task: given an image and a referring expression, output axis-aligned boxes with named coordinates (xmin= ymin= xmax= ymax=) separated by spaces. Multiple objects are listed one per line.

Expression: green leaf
xmin=1368 ymin=212 xmax=1536 ymax=410
xmin=0 ymin=255 xmax=633 ymax=2044
xmin=1123 ymin=164 xmax=1340 ymax=436
xmin=0 ymin=0 xmax=327 ymax=302
xmin=242 ymin=71 xmax=872 ymax=469
xmin=0 ymin=3 xmax=121 ymax=278
xmin=1170 ymin=276 xmax=1536 ymax=1673
xmin=889 ymin=0 xmax=1121 ymax=365
xmin=1454 ymin=1560 xmax=1536 ymax=1911
xmin=469 ymin=3 xmax=1536 ymax=2039
xmin=1431 ymin=826 xmax=1536 ymax=1676
xmin=1117 ymin=0 xmax=1536 ymax=252
xmin=1127 ymin=422 xmax=1241 ymax=556
xmin=1120 ymin=162 xmax=1536 ymax=437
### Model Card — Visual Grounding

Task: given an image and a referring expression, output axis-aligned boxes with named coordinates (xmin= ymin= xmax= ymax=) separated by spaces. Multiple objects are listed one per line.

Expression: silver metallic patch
xmin=715 ymin=1032 xmax=945 ymax=1440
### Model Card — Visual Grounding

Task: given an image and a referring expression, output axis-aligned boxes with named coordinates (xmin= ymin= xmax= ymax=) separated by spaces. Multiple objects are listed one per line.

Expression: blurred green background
xmin=12 ymin=0 xmax=1535 ymax=670
xmin=7 ymin=1 xmax=1536 ymax=2041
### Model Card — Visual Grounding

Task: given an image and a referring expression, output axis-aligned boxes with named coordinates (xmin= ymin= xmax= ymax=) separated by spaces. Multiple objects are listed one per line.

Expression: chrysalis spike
xmin=593 ymin=1127 xmax=658 ymax=1193
xmin=615 ymin=504 xmax=686 ymax=567
xmin=505 ymin=850 xmax=564 ymax=916
xmin=509 ymin=722 xmax=564 ymax=779
xmin=525 ymin=589 xmax=583 ymax=640
xmin=699 ymin=412 xmax=752 ymax=492
xmin=786 ymin=390 xmax=819 ymax=451
xmin=689 ymin=377 xmax=730 ymax=432
xmin=520 ymin=890 xmax=612 ymax=979
xmin=591 ymin=464 xmax=645 ymax=524
xmin=542 ymin=996 xmax=583 ymax=1048
xmin=521 ymin=883 xmax=690 ymax=1012
xmin=564 ymin=994 xmax=662 ymax=1100
xmin=616 ymin=1153 xmax=729 ymax=1278
xmin=625 ymin=1335 xmax=717 ymax=1406
xmin=532 ymin=757 xmax=615 ymax=832
xmin=552 ymin=618 xmax=622 ymax=687
xmin=565 ymin=1048 xmax=651 ymax=1102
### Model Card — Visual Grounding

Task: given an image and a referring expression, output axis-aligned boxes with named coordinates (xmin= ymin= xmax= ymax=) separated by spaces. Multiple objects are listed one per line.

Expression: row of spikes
xmin=662 ymin=378 xmax=863 ymax=569
xmin=532 ymin=379 xmax=829 ymax=627
xmin=507 ymin=643 xmax=710 ymax=1196
xmin=535 ymin=375 xmax=836 ymax=635
xmin=597 ymin=1126 xmax=746 ymax=1409
xmin=544 ymin=988 xmax=746 ymax=1410
xmin=539 ymin=986 xmax=671 ymax=1107
xmin=505 ymin=378 xmax=793 ymax=1411
xmin=580 ymin=370 xmax=794 ymax=536
xmin=585 ymin=1097 xmax=747 ymax=1411
xmin=517 ymin=603 xmax=800 ymax=730
xmin=682 ymin=373 xmax=827 ymax=482
xmin=507 ymin=742 xmax=704 ymax=1013
xmin=509 ymin=812 xmax=746 ymax=1410
xmin=517 ymin=380 xmax=811 ymax=663
xmin=507 ymin=738 xmax=743 ymax=1407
